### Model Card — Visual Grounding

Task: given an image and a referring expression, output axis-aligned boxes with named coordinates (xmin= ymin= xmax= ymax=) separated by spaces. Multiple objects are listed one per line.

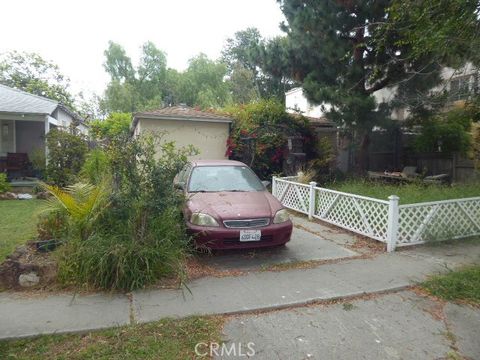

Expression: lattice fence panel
xmin=275 ymin=180 xmax=310 ymax=214
xmin=314 ymin=189 xmax=389 ymax=241
xmin=398 ymin=198 xmax=480 ymax=245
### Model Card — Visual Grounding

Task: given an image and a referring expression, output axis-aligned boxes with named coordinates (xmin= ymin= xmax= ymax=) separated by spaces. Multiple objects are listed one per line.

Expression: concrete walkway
xmin=1 ymin=239 xmax=479 ymax=340
xmin=221 ymin=290 xmax=480 ymax=359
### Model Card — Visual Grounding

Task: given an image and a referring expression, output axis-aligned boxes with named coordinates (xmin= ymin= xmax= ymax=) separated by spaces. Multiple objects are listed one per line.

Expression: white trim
xmin=135 ymin=115 xmax=232 ymax=123
xmin=13 ymin=119 xmax=16 ymax=153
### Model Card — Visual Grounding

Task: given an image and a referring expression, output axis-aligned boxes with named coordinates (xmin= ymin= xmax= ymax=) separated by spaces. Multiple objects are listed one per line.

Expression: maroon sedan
xmin=175 ymin=160 xmax=292 ymax=250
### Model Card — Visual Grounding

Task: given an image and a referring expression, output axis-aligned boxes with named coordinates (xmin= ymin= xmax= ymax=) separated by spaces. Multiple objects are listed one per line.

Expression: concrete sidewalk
xmin=1 ymin=240 xmax=479 ymax=340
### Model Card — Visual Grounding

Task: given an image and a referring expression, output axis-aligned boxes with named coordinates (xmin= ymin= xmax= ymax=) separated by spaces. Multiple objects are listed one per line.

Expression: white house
xmin=0 ymin=84 xmax=87 ymax=174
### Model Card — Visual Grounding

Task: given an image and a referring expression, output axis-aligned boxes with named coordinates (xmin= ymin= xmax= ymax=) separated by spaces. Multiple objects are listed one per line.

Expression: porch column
xmin=45 ymin=115 xmax=50 ymax=164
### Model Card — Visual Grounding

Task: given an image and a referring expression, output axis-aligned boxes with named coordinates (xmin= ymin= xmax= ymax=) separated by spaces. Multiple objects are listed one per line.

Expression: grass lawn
xmin=421 ymin=266 xmax=480 ymax=305
xmin=0 ymin=199 xmax=44 ymax=263
xmin=329 ymin=180 xmax=480 ymax=204
xmin=0 ymin=316 xmax=223 ymax=360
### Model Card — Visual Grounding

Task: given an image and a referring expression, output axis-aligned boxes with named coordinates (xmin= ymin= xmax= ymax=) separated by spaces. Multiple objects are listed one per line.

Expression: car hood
xmin=186 ymin=191 xmax=283 ymax=220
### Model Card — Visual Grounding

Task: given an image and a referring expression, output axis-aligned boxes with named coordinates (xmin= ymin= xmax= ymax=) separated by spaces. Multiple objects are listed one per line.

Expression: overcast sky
xmin=1 ymin=0 xmax=285 ymax=97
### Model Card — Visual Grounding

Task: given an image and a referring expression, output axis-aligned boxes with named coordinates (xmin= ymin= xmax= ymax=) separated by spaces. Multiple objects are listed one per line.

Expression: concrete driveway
xmin=196 ymin=226 xmax=359 ymax=271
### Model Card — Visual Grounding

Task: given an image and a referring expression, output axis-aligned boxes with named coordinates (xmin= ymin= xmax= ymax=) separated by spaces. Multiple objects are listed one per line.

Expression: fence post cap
xmin=388 ymin=195 xmax=400 ymax=201
xmin=309 ymin=181 xmax=317 ymax=186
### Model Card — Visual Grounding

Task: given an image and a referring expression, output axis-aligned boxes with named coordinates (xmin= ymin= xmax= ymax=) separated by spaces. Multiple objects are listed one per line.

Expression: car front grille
xmin=223 ymin=218 xmax=270 ymax=228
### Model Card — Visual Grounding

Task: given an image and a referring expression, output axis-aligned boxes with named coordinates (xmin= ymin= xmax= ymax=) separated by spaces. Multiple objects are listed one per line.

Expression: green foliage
xmin=330 ymin=180 xmax=480 ymax=204
xmin=45 ymin=128 xmax=88 ymax=187
xmin=45 ymin=134 xmax=194 ymax=290
xmin=180 ymin=53 xmax=231 ymax=108
xmin=102 ymin=41 xmax=167 ymax=113
xmin=0 ymin=200 xmax=43 ymax=263
xmin=228 ymin=64 xmax=260 ymax=104
xmin=0 ymin=51 xmax=75 ymax=108
xmin=381 ymin=0 xmax=480 ymax=67
xmin=225 ymin=99 xmax=314 ymax=179
xmin=414 ymin=107 xmax=473 ymax=154
xmin=80 ymin=149 xmax=110 ymax=184
xmin=473 ymin=123 xmax=480 ymax=170
xmin=0 ymin=316 xmax=224 ymax=359
xmin=29 ymin=147 xmax=46 ymax=178
xmin=89 ymin=112 xmax=131 ymax=141
xmin=422 ymin=265 xmax=480 ymax=305
xmin=222 ymin=28 xmax=294 ymax=102
xmin=0 ymin=173 xmax=11 ymax=193
xmin=306 ymin=137 xmax=337 ymax=183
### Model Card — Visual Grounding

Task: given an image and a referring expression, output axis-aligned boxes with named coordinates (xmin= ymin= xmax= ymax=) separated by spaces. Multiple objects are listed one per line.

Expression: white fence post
xmin=272 ymin=176 xmax=277 ymax=198
xmin=308 ymin=181 xmax=317 ymax=220
xmin=386 ymin=195 xmax=399 ymax=252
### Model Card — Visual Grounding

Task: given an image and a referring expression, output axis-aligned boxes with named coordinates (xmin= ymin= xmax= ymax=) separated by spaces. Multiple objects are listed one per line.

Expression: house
xmin=132 ymin=105 xmax=232 ymax=160
xmin=285 ymin=64 xmax=479 ymax=176
xmin=0 ymin=84 xmax=87 ymax=175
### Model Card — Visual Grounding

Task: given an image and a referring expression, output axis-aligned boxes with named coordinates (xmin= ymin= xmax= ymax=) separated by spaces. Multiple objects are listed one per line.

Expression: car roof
xmin=190 ymin=159 xmax=247 ymax=167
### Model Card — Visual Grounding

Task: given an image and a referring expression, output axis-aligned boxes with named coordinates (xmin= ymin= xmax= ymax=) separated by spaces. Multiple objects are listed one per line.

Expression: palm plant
xmin=41 ymin=181 xmax=109 ymax=240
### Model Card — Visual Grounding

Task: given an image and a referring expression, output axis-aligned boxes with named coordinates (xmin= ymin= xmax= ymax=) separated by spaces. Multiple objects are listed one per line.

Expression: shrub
xmin=0 ymin=173 xmax=11 ymax=193
xmin=224 ymin=99 xmax=315 ymax=179
xmin=0 ymin=173 xmax=12 ymax=194
xmin=30 ymin=147 xmax=46 ymax=178
xmin=46 ymin=128 xmax=88 ymax=186
xmin=473 ymin=122 xmax=480 ymax=170
xmin=89 ymin=113 xmax=131 ymax=141
xmin=46 ymin=133 xmax=195 ymax=290
xmin=414 ymin=107 xmax=472 ymax=155
xmin=80 ymin=149 xmax=110 ymax=185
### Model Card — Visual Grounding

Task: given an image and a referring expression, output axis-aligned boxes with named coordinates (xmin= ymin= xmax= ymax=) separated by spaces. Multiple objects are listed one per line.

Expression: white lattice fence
xmin=397 ymin=197 xmax=480 ymax=246
xmin=272 ymin=176 xmax=480 ymax=252
xmin=272 ymin=178 xmax=310 ymax=215
xmin=313 ymin=188 xmax=390 ymax=242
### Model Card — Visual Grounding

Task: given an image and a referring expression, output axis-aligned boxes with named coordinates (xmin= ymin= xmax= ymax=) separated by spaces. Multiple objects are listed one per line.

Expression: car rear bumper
xmin=186 ymin=220 xmax=293 ymax=250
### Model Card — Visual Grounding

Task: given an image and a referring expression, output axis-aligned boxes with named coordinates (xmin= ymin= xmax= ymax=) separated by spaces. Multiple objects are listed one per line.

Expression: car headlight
xmin=190 ymin=212 xmax=220 ymax=227
xmin=273 ymin=209 xmax=290 ymax=224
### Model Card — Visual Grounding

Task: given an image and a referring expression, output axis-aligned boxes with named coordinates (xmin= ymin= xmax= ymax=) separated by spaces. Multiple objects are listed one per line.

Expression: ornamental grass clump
xmin=43 ymin=133 xmax=196 ymax=290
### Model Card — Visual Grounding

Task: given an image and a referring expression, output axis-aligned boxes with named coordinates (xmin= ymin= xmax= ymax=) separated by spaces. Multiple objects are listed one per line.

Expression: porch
xmin=0 ymin=113 xmax=58 ymax=178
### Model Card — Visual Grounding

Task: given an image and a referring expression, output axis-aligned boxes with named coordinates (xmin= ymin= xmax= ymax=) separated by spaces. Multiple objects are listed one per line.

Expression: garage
xmin=132 ymin=105 xmax=232 ymax=160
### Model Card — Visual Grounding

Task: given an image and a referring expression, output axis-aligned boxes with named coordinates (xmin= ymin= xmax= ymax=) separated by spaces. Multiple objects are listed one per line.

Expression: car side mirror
xmin=174 ymin=182 xmax=185 ymax=190
xmin=262 ymin=180 xmax=270 ymax=188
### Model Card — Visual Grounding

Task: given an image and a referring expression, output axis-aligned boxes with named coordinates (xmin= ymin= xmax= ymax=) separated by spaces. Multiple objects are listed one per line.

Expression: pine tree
xmin=278 ymin=0 xmax=443 ymax=171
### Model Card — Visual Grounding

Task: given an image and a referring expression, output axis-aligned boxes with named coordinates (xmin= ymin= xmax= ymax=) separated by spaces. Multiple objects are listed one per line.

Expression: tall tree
xmin=0 ymin=51 xmax=75 ymax=108
xmin=278 ymin=0 xmax=444 ymax=171
xmin=180 ymin=54 xmax=231 ymax=108
xmin=222 ymin=28 xmax=295 ymax=102
xmin=102 ymin=41 xmax=167 ymax=113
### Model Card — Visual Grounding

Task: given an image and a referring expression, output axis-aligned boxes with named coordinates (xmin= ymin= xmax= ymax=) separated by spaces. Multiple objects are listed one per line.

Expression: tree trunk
xmin=355 ymin=130 xmax=371 ymax=174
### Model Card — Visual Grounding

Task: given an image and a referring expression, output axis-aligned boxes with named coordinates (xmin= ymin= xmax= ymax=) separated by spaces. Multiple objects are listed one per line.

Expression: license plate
xmin=239 ymin=230 xmax=261 ymax=242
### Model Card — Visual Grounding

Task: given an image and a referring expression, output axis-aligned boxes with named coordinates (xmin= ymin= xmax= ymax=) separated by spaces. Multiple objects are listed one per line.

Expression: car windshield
xmin=188 ymin=165 xmax=265 ymax=192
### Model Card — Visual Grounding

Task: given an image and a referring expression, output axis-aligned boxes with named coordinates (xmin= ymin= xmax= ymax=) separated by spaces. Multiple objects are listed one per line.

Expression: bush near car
xmin=42 ymin=133 xmax=195 ymax=290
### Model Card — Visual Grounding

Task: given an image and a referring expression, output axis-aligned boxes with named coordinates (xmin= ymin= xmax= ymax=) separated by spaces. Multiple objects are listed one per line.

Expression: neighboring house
xmin=285 ymin=63 xmax=479 ymax=122
xmin=132 ymin=105 xmax=232 ymax=160
xmin=285 ymin=64 xmax=479 ymax=176
xmin=0 ymin=84 xmax=87 ymax=175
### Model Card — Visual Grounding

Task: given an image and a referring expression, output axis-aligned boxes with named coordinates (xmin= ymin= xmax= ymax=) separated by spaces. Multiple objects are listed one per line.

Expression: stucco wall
xmin=137 ymin=118 xmax=230 ymax=160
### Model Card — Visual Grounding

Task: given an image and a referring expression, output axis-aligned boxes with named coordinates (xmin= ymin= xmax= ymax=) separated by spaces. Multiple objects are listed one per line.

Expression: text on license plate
xmin=239 ymin=230 xmax=261 ymax=242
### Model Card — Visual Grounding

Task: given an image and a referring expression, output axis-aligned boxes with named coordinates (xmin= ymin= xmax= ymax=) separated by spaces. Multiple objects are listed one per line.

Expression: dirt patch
xmin=0 ymin=242 xmax=57 ymax=290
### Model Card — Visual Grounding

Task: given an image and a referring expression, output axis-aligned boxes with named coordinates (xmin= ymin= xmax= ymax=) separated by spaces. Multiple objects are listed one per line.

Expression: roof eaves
xmin=134 ymin=113 xmax=232 ymax=123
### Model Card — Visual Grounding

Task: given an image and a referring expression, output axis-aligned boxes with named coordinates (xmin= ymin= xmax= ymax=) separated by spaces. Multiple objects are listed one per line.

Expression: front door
xmin=0 ymin=120 xmax=15 ymax=156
